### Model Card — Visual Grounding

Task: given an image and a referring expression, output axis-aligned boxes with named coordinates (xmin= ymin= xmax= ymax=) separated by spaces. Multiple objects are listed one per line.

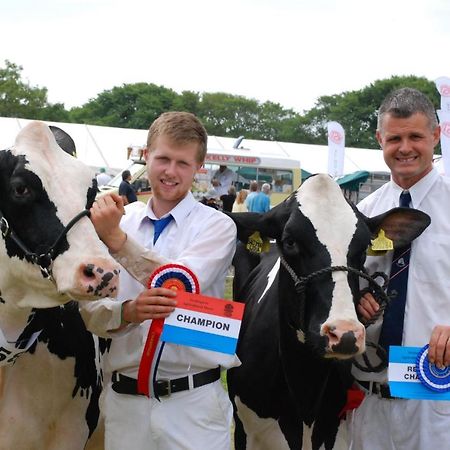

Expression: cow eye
xmin=11 ymin=181 xmax=31 ymax=198
xmin=283 ymin=238 xmax=298 ymax=254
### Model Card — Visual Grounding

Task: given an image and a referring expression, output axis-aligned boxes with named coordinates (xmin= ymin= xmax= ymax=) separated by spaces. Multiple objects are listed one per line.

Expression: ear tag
xmin=261 ymin=238 xmax=271 ymax=253
xmin=368 ymin=229 xmax=393 ymax=255
xmin=247 ymin=231 xmax=263 ymax=254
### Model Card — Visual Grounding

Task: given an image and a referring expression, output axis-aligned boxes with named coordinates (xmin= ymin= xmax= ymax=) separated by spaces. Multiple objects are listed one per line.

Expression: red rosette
xmin=137 ymin=264 xmax=199 ymax=396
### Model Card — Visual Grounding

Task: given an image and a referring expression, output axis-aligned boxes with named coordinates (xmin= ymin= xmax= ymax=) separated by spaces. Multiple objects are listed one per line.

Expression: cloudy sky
xmin=1 ymin=0 xmax=449 ymax=113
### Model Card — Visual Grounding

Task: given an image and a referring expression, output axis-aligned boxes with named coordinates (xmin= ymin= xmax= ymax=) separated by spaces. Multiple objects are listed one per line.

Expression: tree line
xmin=0 ymin=60 xmax=441 ymax=149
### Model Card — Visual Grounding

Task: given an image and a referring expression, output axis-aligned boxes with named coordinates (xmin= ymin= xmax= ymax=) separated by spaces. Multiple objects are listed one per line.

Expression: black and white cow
xmin=0 ymin=121 xmax=120 ymax=450
xmin=227 ymin=174 xmax=430 ymax=450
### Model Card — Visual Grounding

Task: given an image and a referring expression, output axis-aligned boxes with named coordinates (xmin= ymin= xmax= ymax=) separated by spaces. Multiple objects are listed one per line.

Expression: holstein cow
xmin=0 ymin=121 xmax=120 ymax=450
xmin=227 ymin=174 xmax=430 ymax=450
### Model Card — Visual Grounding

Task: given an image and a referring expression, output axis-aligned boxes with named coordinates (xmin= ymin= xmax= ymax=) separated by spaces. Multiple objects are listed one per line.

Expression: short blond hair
xmin=147 ymin=112 xmax=208 ymax=163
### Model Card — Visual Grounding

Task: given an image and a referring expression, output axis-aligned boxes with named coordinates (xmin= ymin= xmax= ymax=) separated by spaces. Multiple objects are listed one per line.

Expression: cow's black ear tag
xmin=367 ymin=228 xmax=393 ymax=256
xmin=246 ymin=231 xmax=270 ymax=254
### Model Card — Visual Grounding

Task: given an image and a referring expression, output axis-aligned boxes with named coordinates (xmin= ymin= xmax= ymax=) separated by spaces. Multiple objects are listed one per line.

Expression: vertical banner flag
xmin=435 ymin=77 xmax=450 ymax=112
xmin=436 ymin=78 xmax=450 ymax=176
xmin=327 ymin=121 xmax=345 ymax=177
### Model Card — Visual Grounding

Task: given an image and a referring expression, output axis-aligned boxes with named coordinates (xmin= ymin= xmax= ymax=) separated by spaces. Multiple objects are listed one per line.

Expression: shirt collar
xmin=390 ymin=168 xmax=439 ymax=209
xmin=137 ymin=191 xmax=197 ymax=227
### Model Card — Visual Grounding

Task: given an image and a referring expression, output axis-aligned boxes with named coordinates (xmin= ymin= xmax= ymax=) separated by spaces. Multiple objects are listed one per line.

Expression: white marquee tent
xmin=0 ymin=117 xmax=390 ymax=176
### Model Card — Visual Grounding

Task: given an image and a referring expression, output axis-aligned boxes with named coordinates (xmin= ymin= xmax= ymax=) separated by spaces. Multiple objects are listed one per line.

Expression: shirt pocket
xmin=411 ymin=233 xmax=450 ymax=283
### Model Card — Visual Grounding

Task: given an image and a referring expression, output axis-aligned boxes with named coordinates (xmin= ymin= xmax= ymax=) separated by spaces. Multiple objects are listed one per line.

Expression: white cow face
xmin=0 ymin=121 xmax=120 ymax=308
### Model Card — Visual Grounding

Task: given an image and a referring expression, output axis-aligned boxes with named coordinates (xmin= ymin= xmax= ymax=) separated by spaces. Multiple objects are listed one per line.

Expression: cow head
xmin=229 ymin=174 xmax=430 ymax=359
xmin=0 ymin=121 xmax=120 ymax=308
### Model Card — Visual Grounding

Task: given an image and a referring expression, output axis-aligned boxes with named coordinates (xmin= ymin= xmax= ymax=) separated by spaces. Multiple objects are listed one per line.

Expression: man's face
xmin=145 ymin=136 xmax=202 ymax=214
xmin=377 ymin=112 xmax=440 ymax=189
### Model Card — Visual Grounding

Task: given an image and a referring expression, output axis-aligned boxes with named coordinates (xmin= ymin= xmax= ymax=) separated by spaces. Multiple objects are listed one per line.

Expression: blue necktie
xmin=378 ymin=191 xmax=412 ymax=355
xmin=151 ymin=215 xmax=173 ymax=244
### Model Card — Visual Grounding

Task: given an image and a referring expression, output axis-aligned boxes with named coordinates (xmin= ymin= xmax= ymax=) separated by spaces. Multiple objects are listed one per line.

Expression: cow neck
xmin=0 ymin=178 xmax=98 ymax=282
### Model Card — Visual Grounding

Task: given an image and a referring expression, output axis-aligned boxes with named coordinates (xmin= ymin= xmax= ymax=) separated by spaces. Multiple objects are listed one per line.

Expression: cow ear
xmin=49 ymin=126 xmax=77 ymax=157
xmin=226 ymin=208 xmax=285 ymax=244
xmin=363 ymin=207 xmax=431 ymax=249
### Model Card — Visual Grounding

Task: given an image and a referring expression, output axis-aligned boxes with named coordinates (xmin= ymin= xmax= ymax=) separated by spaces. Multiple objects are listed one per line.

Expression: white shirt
xmin=96 ymin=172 xmax=112 ymax=187
xmin=213 ymin=168 xmax=235 ymax=197
xmin=81 ymin=191 xmax=240 ymax=379
xmin=353 ymin=168 xmax=450 ymax=382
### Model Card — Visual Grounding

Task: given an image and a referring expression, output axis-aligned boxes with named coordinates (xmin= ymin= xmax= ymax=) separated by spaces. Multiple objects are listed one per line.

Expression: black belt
xmin=111 ymin=367 xmax=221 ymax=397
xmin=357 ymin=380 xmax=395 ymax=399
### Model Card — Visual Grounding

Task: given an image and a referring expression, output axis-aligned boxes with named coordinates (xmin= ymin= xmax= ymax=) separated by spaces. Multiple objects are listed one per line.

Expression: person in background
xmin=245 ymin=180 xmax=258 ymax=209
xmin=348 ymin=87 xmax=450 ymax=450
xmin=118 ymin=169 xmax=137 ymax=205
xmin=247 ymin=182 xmax=271 ymax=213
xmin=96 ymin=167 xmax=112 ymax=187
xmin=220 ymin=185 xmax=236 ymax=212
xmin=232 ymin=189 xmax=248 ymax=212
xmin=213 ymin=165 xmax=235 ymax=197
xmin=81 ymin=111 xmax=239 ymax=450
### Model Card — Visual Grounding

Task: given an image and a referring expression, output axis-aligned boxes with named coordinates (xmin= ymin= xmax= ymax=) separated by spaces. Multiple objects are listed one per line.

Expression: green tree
xmin=70 ymin=83 xmax=178 ymax=129
xmin=304 ymin=75 xmax=439 ymax=148
xmin=0 ymin=60 xmax=71 ymax=122
xmin=0 ymin=60 xmax=58 ymax=120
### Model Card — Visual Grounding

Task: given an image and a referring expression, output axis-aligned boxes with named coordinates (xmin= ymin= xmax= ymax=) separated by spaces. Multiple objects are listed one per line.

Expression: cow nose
xmin=322 ymin=320 xmax=365 ymax=357
xmin=78 ymin=258 xmax=120 ymax=298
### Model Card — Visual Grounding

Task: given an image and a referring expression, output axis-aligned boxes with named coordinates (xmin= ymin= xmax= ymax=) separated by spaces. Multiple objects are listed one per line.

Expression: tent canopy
xmin=336 ymin=170 xmax=370 ymax=191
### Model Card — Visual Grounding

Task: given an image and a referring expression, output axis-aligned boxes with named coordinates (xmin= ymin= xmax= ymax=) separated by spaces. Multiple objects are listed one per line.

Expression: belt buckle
xmin=156 ymin=378 xmax=171 ymax=397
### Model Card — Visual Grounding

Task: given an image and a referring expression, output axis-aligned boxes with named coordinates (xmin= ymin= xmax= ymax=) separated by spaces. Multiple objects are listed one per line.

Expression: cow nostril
xmin=83 ymin=264 xmax=96 ymax=279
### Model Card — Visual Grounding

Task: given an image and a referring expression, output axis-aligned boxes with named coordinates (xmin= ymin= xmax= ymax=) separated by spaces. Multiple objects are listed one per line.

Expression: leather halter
xmin=0 ymin=179 xmax=98 ymax=282
xmin=279 ymin=253 xmax=391 ymax=372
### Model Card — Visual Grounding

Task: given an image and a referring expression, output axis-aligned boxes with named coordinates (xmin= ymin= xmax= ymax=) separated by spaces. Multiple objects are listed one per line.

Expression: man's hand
xmin=428 ymin=325 xmax=450 ymax=369
xmin=122 ymin=288 xmax=177 ymax=324
xmin=90 ymin=193 xmax=127 ymax=252
xmin=357 ymin=292 xmax=380 ymax=324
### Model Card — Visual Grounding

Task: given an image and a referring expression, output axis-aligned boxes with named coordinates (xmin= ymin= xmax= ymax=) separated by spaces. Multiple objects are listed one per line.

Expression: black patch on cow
xmin=17 ymin=301 xmax=101 ymax=437
xmin=0 ymin=150 xmax=69 ymax=262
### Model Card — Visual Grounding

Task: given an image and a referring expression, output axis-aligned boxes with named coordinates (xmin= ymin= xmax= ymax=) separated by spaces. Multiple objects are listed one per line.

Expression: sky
xmin=1 ymin=0 xmax=450 ymax=114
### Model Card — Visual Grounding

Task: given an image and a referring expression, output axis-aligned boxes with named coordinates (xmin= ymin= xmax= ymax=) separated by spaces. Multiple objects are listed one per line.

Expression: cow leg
xmin=234 ymin=397 xmax=291 ymax=450
xmin=233 ymin=408 xmax=247 ymax=450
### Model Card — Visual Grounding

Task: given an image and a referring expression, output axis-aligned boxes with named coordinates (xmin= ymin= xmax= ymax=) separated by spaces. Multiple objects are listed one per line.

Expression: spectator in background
xmin=232 ymin=189 xmax=248 ymax=212
xmin=213 ymin=165 xmax=235 ymax=197
xmin=247 ymin=182 xmax=271 ymax=213
xmin=118 ymin=169 xmax=137 ymax=205
xmin=245 ymin=181 xmax=258 ymax=209
xmin=220 ymin=185 xmax=236 ymax=212
xmin=96 ymin=167 xmax=112 ymax=187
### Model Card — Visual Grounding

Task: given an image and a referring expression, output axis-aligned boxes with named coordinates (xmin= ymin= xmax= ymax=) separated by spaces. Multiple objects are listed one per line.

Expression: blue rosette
xmin=416 ymin=344 xmax=450 ymax=392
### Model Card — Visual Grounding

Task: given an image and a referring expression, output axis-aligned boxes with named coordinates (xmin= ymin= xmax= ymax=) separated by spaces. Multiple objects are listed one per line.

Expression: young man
xmin=81 ymin=112 xmax=239 ymax=450
xmin=348 ymin=88 xmax=450 ymax=449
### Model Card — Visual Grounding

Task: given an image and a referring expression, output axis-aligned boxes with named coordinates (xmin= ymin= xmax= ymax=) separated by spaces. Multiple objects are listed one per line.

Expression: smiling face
xmin=145 ymin=136 xmax=202 ymax=217
xmin=377 ymin=112 xmax=440 ymax=189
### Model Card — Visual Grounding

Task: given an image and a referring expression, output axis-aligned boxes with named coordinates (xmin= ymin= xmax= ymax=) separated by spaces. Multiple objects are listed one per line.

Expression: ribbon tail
xmin=137 ymin=318 xmax=165 ymax=397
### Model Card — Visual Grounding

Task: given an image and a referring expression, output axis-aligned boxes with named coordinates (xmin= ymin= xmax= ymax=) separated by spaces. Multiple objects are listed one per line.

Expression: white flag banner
xmin=327 ymin=121 xmax=345 ymax=177
xmin=435 ymin=77 xmax=450 ymax=113
xmin=437 ymin=110 xmax=450 ymax=177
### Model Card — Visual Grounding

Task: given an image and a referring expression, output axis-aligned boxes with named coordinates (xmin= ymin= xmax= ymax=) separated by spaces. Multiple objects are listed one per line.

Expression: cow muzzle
xmin=74 ymin=257 xmax=120 ymax=299
xmin=321 ymin=319 xmax=365 ymax=359
xmin=52 ymin=256 xmax=121 ymax=300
